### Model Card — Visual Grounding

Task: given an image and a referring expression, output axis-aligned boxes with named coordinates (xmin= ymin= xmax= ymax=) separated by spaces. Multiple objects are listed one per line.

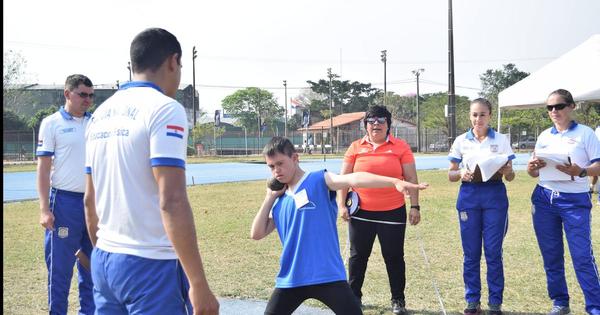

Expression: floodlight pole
xmin=192 ymin=46 xmax=198 ymax=126
xmin=381 ymin=50 xmax=387 ymax=105
xmin=283 ymin=80 xmax=288 ymax=138
xmin=127 ymin=61 xmax=132 ymax=82
xmin=412 ymin=68 xmax=424 ymax=152
xmin=327 ymin=68 xmax=334 ymax=153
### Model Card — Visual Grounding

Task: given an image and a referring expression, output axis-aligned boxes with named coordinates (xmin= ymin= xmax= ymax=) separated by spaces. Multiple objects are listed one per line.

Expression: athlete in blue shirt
xmin=527 ymin=89 xmax=600 ymax=315
xmin=251 ymin=137 xmax=427 ymax=315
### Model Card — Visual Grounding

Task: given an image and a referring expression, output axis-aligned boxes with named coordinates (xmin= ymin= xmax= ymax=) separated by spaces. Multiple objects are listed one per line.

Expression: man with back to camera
xmin=37 ymin=74 xmax=95 ymax=314
xmin=84 ymin=28 xmax=219 ymax=314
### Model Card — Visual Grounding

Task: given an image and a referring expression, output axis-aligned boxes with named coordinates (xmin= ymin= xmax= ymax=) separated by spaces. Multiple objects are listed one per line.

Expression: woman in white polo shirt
xmin=527 ymin=89 xmax=600 ymax=315
xmin=448 ymin=98 xmax=515 ymax=315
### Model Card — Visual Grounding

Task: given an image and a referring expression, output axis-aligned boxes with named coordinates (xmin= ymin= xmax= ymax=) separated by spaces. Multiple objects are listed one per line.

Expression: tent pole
xmin=497 ymin=107 xmax=502 ymax=132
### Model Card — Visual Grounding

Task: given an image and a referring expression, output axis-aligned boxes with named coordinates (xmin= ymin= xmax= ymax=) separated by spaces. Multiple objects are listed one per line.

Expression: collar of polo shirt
xmin=59 ymin=106 xmax=91 ymax=120
xmin=550 ymin=120 xmax=578 ymax=134
xmin=360 ymin=134 xmax=395 ymax=145
xmin=466 ymin=127 xmax=495 ymax=140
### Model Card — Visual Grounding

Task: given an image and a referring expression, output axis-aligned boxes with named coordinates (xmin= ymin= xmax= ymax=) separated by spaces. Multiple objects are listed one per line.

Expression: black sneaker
xmin=488 ymin=303 xmax=502 ymax=315
xmin=357 ymin=298 xmax=364 ymax=310
xmin=391 ymin=299 xmax=407 ymax=315
xmin=464 ymin=302 xmax=482 ymax=315
xmin=548 ymin=305 xmax=571 ymax=315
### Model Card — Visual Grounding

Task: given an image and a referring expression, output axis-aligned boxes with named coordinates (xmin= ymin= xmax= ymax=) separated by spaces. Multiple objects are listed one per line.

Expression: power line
xmin=194 ymin=84 xmax=310 ymax=90
xmin=420 ymin=79 xmax=480 ymax=90
xmin=6 ymin=40 xmax=556 ymax=64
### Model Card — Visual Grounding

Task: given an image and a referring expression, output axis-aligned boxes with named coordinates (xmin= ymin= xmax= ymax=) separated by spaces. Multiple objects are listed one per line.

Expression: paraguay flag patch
xmin=166 ymin=125 xmax=184 ymax=139
xmin=37 ymin=140 xmax=43 ymax=147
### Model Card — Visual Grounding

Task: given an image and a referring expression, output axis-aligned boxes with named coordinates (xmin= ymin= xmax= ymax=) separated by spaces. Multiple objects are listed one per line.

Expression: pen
xmin=567 ymin=156 xmax=574 ymax=181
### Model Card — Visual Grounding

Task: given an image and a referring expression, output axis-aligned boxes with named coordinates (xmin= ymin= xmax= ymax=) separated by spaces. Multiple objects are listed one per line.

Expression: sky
xmin=4 ymin=0 xmax=600 ymax=116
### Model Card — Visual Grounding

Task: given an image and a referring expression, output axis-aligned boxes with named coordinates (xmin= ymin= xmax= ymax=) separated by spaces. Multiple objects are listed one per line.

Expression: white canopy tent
xmin=497 ymin=34 xmax=600 ymax=131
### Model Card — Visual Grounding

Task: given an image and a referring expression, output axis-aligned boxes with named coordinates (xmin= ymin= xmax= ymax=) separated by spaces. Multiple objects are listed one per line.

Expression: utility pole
xmin=327 ymin=68 xmax=334 ymax=153
xmin=283 ymin=80 xmax=288 ymax=138
xmin=412 ymin=68 xmax=424 ymax=152
xmin=448 ymin=0 xmax=457 ymax=145
xmin=127 ymin=61 xmax=132 ymax=82
xmin=192 ymin=46 xmax=198 ymax=127
xmin=257 ymin=92 xmax=262 ymax=153
xmin=381 ymin=50 xmax=387 ymax=106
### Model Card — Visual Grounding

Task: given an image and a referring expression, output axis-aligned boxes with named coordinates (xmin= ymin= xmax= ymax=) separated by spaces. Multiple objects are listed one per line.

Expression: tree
xmin=3 ymin=50 xmax=33 ymax=115
xmin=574 ymin=102 xmax=600 ymax=127
xmin=3 ymin=109 xmax=28 ymax=131
xmin=478 ymin=63 xmax=557 ymax=134
xmin=479 ymin=63 xmax=529 ymax=105
xmin=501 ymin=108 xmax=551 ymax=134
xmin=287 ymin=112 xmax=303 ymax=131
xmin=289 ymin=88 xmax=326 ymax=124
xmin=375 ymin=92 xmax=416 ymax=122
xmin=479 ymin=63 xmax=531 ymax=130
xmin=420 ymin=92 xmax=471 ymax=135
xmin=221 ymin=87 xmax=283 ymax=133
xmin=191 ymin=123 xmax=225 ymax=143
xmin=306 ymin=73 xmax=379 ymax=120
xmin=28 ymin=105 xmax=59 ymax=132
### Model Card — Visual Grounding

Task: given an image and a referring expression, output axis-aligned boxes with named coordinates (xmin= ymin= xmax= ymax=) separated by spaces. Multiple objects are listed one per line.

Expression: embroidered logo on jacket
xmin=57 ymin=227 xmax=69 ymax=238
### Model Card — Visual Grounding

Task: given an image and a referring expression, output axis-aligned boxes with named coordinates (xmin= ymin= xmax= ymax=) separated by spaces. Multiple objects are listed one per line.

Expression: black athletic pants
xmin=348 ymin=206 xmax=407 ymax=301
xmin=264 ymin=280 xmax=362 ymax=315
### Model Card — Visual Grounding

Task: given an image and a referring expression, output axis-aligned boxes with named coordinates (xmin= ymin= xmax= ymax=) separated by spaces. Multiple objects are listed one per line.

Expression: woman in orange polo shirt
xmin=338 ymin=105 xmax=421 ymax=315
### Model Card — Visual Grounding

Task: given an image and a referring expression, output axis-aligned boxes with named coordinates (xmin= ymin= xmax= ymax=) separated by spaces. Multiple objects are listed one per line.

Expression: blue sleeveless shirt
xmin=271 ymin=170 xmax=346 ymax=288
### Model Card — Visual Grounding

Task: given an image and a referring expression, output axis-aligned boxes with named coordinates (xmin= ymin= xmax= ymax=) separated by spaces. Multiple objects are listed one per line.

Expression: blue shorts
xmin=91 ymin=248 xmax=191 ymax=315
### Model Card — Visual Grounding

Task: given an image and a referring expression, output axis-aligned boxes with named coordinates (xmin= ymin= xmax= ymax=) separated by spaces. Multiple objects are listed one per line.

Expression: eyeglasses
xmin=74 ymin=91 xmax=95 ymax=99
xmin=366 ymin=117 xmax=386 ymax=124
xmin=546 ymin=103 xmax=568 ymax=111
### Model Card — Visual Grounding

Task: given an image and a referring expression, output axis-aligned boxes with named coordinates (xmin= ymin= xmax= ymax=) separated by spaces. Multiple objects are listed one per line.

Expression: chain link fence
xmin=4 ymin=126 xmax=540 ymax=162
xmin=3 ymin=130 xmax=36 ymax=161
xmin=191 ymin=127 xmax=457 ymax=156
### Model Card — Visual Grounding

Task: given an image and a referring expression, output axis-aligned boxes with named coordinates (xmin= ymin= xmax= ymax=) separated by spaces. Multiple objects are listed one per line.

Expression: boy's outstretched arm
xmin=336 ymin=161 xmax=355 ymax=221
xmin=250 ymin=186 xmax=285 ymax=240
xmin=325 ymin=171 xmax=428 ymax=196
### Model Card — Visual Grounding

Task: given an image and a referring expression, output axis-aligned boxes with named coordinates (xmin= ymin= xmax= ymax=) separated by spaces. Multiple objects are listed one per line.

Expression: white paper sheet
xmin=478 ymin=155 xmax=510 ymax=182
xmin=464 ymin=154 xmax=510 ymax=182
xmin=535 ymin=151 xmax=572 ymax=181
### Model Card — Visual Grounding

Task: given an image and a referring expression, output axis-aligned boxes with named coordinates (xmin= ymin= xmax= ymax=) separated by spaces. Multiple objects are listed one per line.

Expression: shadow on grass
xmin=407 ymin=311 xmax=546 ymax=315
xmin=362 ymin=305 xmax=547 ymax=315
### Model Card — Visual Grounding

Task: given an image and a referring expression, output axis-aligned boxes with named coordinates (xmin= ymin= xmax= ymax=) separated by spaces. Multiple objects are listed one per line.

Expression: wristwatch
xmin=410 ymin=205 xmax=420 ymax=211
xmin=578 ymin=168 xmax=588 ymax=178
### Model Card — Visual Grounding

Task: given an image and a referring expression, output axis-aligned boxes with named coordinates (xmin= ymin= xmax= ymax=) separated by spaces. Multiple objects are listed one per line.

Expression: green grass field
xmin=3 ymin=170 xmax=599 ymax=314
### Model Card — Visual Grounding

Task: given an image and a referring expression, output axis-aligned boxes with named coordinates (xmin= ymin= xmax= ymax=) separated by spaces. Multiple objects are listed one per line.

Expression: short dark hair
xmin=548 ymin=89 xmax=575 ymax=104
xmin=363 ymin=105 xmax=392 ymax=135
xmin=65 ymin=74 xmax=92 ymax=91
xmin=263 ymin=136 xmax=296 ymax=157
xmin=471 ymin=98 xmax=492 ymax=114
xmin=130 ymin=28 xmax=182 ymax=73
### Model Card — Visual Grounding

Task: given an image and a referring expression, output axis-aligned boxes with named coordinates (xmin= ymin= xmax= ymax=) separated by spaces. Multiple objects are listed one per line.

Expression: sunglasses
xmin=366 ymin=117 xmax=386 ymax=124
xmin=546 ymin=103 xmax=568 ymax=111
xmin=74 ymin=91 xmax=95 ymax=99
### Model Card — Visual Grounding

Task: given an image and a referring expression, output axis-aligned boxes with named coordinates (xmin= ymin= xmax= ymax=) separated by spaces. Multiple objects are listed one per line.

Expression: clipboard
xmin=535 ymin=151 xmax=572 ymax=181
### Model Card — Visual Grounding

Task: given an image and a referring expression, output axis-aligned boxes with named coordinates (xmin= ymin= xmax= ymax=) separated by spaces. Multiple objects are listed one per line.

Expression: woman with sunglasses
xmin=448 ymin=98 xmax=515 ymax=315
xmin=338 ymin=105 xmax=421 ymax=315
xmin=527 ymin=89 xmax=600 ymax=315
